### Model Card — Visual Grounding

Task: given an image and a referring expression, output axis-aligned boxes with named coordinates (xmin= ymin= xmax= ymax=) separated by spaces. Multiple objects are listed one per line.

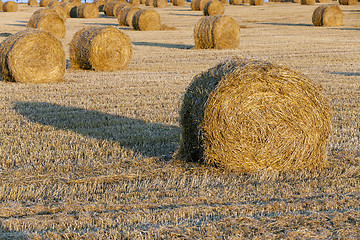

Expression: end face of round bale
xmin=27 ymin=12 xmax=66 ymax=39
xmin=203 ymin=0 xmax=225 ymax=16
xmin=132 ymin=9 xmax=161 ymax=31
xmin=0 ymin=29 xmax=65 ymax=83
xmin=179 ymin=58 xmax=332 ymax=173
xmin=69 ymin=26 xmax=133 ymax=71
xmin=3 ymin=1 xmax=18 ymax=12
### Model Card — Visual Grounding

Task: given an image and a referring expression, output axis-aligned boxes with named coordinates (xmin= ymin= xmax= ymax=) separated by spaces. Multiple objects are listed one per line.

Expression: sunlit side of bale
xmin=77 ymin=3 xmax=99 ymax=18
xmin=27 ymin=12 xmax=65 ymax=38
xmin=3 ymin=1 xmax=18 ymax=12
xmin=132 ymin=9 xmax=161 ymax=31
xmin=203 ymin=0 xmax=224 ymax=16
xmin=312 ymin=5 xmax=343 ymax=26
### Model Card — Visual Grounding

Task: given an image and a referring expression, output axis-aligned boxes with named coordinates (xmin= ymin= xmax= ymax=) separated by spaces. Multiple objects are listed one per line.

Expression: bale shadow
xmin=13 ymin=102 xmax=181 ymax=159
xmin=169 ymin=13 xmax=202 ymax=17
xmin=257 ymin=22 xmax=313 ymax=27
xmin=16 ymin=20 xmax=28 ymax=23
xmin=132 ymin=41 xmax=193 ymax=49
xmin=6 ymin=24 xmax=27 ymax=27
xmin=338 ymin=27 xmax=360 ymax=31
xmin=330 ymin=71 xmax=360 ymax=76
xmin=0 ymin=32 xmax=12 ymax=37
xmin=82 ymin=22 xmax=121 ymax=27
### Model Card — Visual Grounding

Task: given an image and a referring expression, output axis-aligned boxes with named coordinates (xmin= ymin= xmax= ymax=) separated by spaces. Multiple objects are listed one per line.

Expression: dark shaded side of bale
xmin=145 ymin=0 xmax=153 ymax=6
xmin=60 ymin=2 xmax=77 ymax=17
xmin=203 ymin=0 xmax=224 ymax=16
xmin=69 ymin=26 xmax=133 ymax=71
xmin=153 ymin=0 xmax=167 ymax=7
xmin=312 ymin=5 xmax=343 ymax=26
xmin=132 ymin=9 xmax=161 ymax=31
xmin=93 ymin=0 xmax=106 ymax=11
xmin=129 ymin=0 xmax=140 ymax=5
xmin=173 ymin=0 xmax=185 ymax=5
xmin=3 ymin=1 xmax=18 ymax=12
xmin=39 ymin=0 xmax=51 ymax=7
xmin=301 ymin=0 xmax=315 ymax=4
xmin=229 ymin=0 xmax=242 ymax=4
xmin=114 ymin=3 xmax=129 ymax=17
xmin=250 ymin=0 xmax=264 ymax=5
xmin=27 ymin=13 xmax=66 ymax=38
xmin=178 ymin=58 xmax=332 ymax=173
xmin=194 ymin=15 xmax=240 ymax=49
xmin=77 ymin=3 xmax=99 ymax=18
xmin=339 ymin=0 xmax=357 ymax=4
xmin=28 ymin=0 xmax=38 ymax=6
xmin=0 ymin=29 xmax=65 ymax=83
xmin=48 ymin=0 xmax=60 ymax=7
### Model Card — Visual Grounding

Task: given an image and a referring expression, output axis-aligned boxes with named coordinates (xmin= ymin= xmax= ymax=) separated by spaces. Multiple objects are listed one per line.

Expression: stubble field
xmin=0 ymin=1 xmax=359 ymax=239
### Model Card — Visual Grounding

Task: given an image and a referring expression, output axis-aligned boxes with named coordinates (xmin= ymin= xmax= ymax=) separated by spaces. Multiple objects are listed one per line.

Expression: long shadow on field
xmin=257 ymin=22 xmax=313 ymax=27
xmin=132 ymin=41 xmax=193 ymax=49
xmin=169 ymin=13 xmax=202 ymax=17
xmin=330 ymin=71 xmax=360 ymax=76
xmin=14 ymin=102 xmax=180 ymax=159
xmin=6 ymin=24 xmax=27 ymax=27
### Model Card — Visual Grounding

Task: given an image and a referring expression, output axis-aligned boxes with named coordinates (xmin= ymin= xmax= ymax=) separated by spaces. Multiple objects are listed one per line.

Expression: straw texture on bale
xmin=93 ymin=0 xmax=105 ymax=11
xmin=77 ymin=3 xmax=99 ymax=18
xmin=194 ymin=15 xmax=240 ymax=49
xmin=0 ymin=29 xmax=65 ymax=83
xmin=203 ymin=0 xmax=224 ymax=16
xmin=153 ymin=0 xmax=167 ymax=7
xmin=113 ymin=3 xmax=128 ymax=17
xmin=39 ymin=0 xmax=51 ymax=7
xmin=145 ymin=0 xmax=153 ymax=6
xmin=129 ymin=0 xmax=140 ymax=5
xmin=172 ymin=0 xmax=185 ymax=6
xmin=118 ymin=6 xmax=140 ymax=26
xmin=103 ymin=0 xmax=119 ymax=16
xmin=61 ymin=2 xmax=77 ymax=17
xmin=179 ymin=58 xmax=332 ymax=173
xmin=49 ymin=5 xmax=67 ymax=20
xmin=70 ymin=26 xmax=133 ymax=71
xmin=132 ymin=9 xmax=161 ymax=31
xmin=69 ymin=0 xmax=81 ymax=6
xmin=229 ymin=0 xmax=242 ymax=4
xmin=301 ymin=0 xmax=315 ymax=4
xmin=48 ymin=0 xmax=60 ymax=7
xmin=339 ymin=0 xmax=357 ymax=4
xmin=191 ymin=0 xmax=211 ymax=10
xmin=312 ymin=5 xmax=343 ymax=27
xmin=28 ymin=0 xmax=38 ymax=6
xmin=250 ymin=0 xmax=264 ymax=5
xmin=220 ymin=0 xmax=229 ymax=4
xmin=27 ymin=13 xmax=66 ymax=38
xmin=3 ymin=1 xmax=17 ymax=12
xmin=0 ymin=0 xmax=3 ymax=10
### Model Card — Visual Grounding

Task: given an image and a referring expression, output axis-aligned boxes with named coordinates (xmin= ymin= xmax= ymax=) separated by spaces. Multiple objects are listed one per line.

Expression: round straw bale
xmin=125 ymin=7 xmax=140 ymax=26
xmin=69 ymin=26 xmax=133 ymax=71
xmin=229 ymin=0 xmax=242 ymax=4
xmin=153 ymin=0 xmax=167 ymax=7
xmin=48 ymin=0 xmax=60 ymax=7
xmin=173 ymin=0 xmax=185 ymax=6
xmin=49 ymin=5 xmax=67 ymax=20
xmin=77 ymin=3 xmax=99 ymax=18
xmin=69 ymin=0 xmax=81 ymax=6
xmin=0 ymin=29 xmax=65 ymax=83
xmin=132 ymin=9 xmax=161 ymax=31
xmin=114 ymin=3 xmax=129 ymax=17
xmin=129 ymin=0 xmax=140 ymax=5
xmin=312 ymin=5 xmax=343 ymax=27
xmin=179 ymin=58 xmax=332 ymax=173
xmin=93 ymin=0 xmax=106 ymax=11
xmin=140 ymin=0 xmax=145 ymax=4
xmin=28 ymin=8 xmax=58 ymax=26
xmin=145 ymin=0 xmax=153 ymax=5
xmin=203 ymin=0 xmax=224 ymax=16
xmin=69 ymin=26 xmax=92 ymax=69
xmin=3 ymin=1 xmax=18 ymax=12
xmin=27 ymin=13 xmax=65 ymax=38
xmin=28 ymin=0 xmax=38 ymax=6
xmin=117 ymin=6 xmax=138 ymax=26
xmin=103 ymin=0 xmax=120 ymax=16
xmin=339 ymin=0 xmax=357 ymax=4
xmin=39 ymin=0 xmax=50 ymax=7
xmin=191 ymin=0 xmax=211 ymax=10
xmin=0 ymin=0 xmax=3 ymax=10
xmin=60 ymin=2 xmax=76 ymax=17
xmin=250 ymin=0 xmax=264 ymax=5
xmin=194 ymin=15 xmax=240 ymax=49
xmin=301 ymin=0 xmax=315 ymax=4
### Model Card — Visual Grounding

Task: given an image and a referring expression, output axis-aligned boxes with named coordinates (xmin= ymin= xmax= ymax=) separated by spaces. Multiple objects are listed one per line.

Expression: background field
xmin=0 ymin=2 xmax=360 ymax=239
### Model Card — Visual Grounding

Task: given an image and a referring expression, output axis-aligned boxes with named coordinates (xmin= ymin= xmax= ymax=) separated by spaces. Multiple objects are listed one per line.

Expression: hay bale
xmin=28 ymin=0 xmax=38 ymax=6
xmin=69 ymin=26 xmax=133 ymax=71
xmin=27 ymin=13 xmax=65 ymax=38
xmin=250 ymin=0 xmax=264 ymax=5
xmin=77 ymin=3 xmax=99 ymax=18
xmin=103 ymin=0 xmax=120 ymax=16
xmin=140 ymin=0 xmax=145 ymax=4
xmin=145 ymin=0 xmax=153 ymax=6
xmin=69 ymin=0 xmax=81 ymax=6
xmin=179 ymin=58 xmax=332 ymax=173
xmin=229 ymin=0 xmax=242 ymax=4
xmin=153 ymin=0 xmax=167 ymax=7
xmin=129 ymin=0 xmax=140 ymax=5
xmin=0 ymin=0 xmax=3 ymax=10
xmin=39 ymin=0 xmax=50 ymax=7
xmin=194 ymin=15 xmax=240 ymax=49
xmin=173 ymin=0 xmax=185 ymax=6
xmin=0 ymin=29 xmax=65 ymax=83
xmin=118 ymin=6 xmax=140 ymax=26
xmin=60 ymin=2 xmax=77 ymax=17
xmin=93 ymin=0 xmax=106 ymax=11
xmin=339 ymin=0 xmax=357 ymax=4
xmin=3 ymin=1 xmax=18 ymax=12
xmin=48 ymin=0 xmax=60 ymax=7
xmin=132 ymin=9 xmax=161 ymax=31
xmin=114 ymin=3 xmax=128 ymax=17
xmin=312 ymin=5 xmax=343 ymax=27
xmin=191 ymin=0 xmax=211 ymax=10
xmin=203 ymin=0 xmax=224 ymax=16
xmin=301 ymin=0 xmax=315 ymax=4
xmin=49 ymin=5 xmax=67 ymax=20
xmin=220 ymin=0 xmax=229 ymax=4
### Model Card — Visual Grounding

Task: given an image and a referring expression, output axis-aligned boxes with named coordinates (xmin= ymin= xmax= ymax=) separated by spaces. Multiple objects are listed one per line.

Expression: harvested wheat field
xmin=0 ymin=1 xmax=359 ymax=239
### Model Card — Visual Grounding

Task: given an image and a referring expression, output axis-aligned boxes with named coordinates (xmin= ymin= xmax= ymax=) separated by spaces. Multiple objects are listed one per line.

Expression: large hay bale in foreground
xmin=3 ymin=1 xmax=18 ymax=12
xmin=250 ymin=0 xmax=264 ymax=5
xmin=312 ymin=5 xmax=343 ymax=26
xmin=0 ymin=29 xmax=65 ymax=83
xmin=27 ymin=13 xmax=66 ymax=38
xmin=173 ymin=0 xmax=185 ymax=6
xmin=203 ymin=0 xmax=224 ymax=16
xmin=60 ymin=2 xmax=77 ymax=17
xmin=132 ymin=9 xmax=161 ymax=31
xmin=77 ymin=3 xmax=99 ymax=18
xmin=179 ymin=58 xmax=332 ymax=173
xmin=28 ymin=0 xmax=38 ymax=6
xmin=39 ymin=0 xmax=51 ymax=7
xmin=301 ymin=0 xmax=315 ymax=5
xmin=194 ymin=15 xmax=240 ymax=49
xmin=70 ymin=26 xmax=133 ymax=71
xmin=339 ymin=0 xmax=357 ymax=4
xmin=153 ymin=0 xmax=167 ymax=7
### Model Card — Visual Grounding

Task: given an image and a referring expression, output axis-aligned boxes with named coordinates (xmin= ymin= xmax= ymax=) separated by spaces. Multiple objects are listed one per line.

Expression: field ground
xmin=0 ymin=2 xmax=360 ymax=239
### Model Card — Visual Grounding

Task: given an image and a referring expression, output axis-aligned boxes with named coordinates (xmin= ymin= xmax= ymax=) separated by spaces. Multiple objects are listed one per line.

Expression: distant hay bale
xmin=312 ymin=5 xmax=343 ymax=27
xmin=27 ymin=13 xmax=66 ymax=38
xmin=250 ymin=0 xmax=264 ymax=5
xmin=28 ymin=0 xmax=38 ymax=6
xmin=0 ymin=1 xmax=3 ymax=10
xmin=194 ymin=15 xmax=240 ymax=49
xmin=3 ymin=1 xmax=18 ymax=12
xmin=339 ymin=0 xmax=357 ymax=4
xmin=93 ymin=0 xmax=106 ymax=11
xmin=178 ymin=58 xmax=332 ymax=173
xmin=191 ymin=0 xmax=211 ymax=10
xmin=60 ymin=2 xmax=77 ymax=17
xmin=69 ymin=26 xmax=133 ymax=71
xmin=49 ymin=5 xmax=67 ymax=20
xmin=77 ymin=3 xmax=99 ymax=18
xmin=132 ymin=9 xmax=161 ymax=31
xmin=114 ymin=3 xmax=129 ymax=17
xmin=229 ymin=0 xmax=242 ymax=4
xmin=153 ymin=0 xmax=167 ymax=7
xmin=103 ymin=0 xmax=120 ymax=16
xmin=0 ymin=29 xmax=65 ymax=83
xmin=69 ymin=0 xmax=81 ymax=6
xmin=145 ymin=0 xmax=153 ymax=6
xmin=118 ymin=6 xmax=140 ymax=26
xmin=129 ymin=0 xmax=140 ymax=5
xmin=48 ymin=0 xmax=60 ymax=7
xmin=203 ymin=0 xmax=224 ymax=16
xmin=301 ymin=0 xmax=315 ymax=4
xmin=173 ymin=0 xmax=185 ymax=6
xmin=39 ymin=0 xmax=51 ymax=7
